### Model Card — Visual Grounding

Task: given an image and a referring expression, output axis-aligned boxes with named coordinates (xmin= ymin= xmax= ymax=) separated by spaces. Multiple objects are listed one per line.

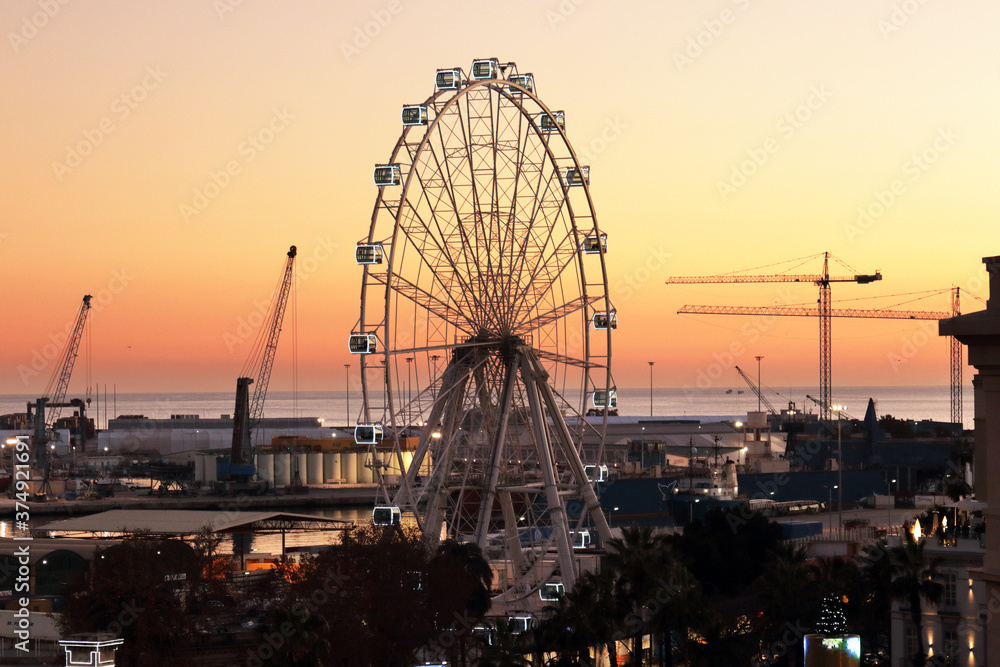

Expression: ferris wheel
xmin=350 ymin=59 xmax=615 ymax=608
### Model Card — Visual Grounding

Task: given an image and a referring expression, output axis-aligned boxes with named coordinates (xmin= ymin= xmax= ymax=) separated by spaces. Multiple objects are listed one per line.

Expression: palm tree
xmin=264 ymin=606 xmax=331 ymax=667
xmin=605 ymin=525 xmax=701 ymax=667
xmin=537 ymin=568 xmax=617 ymax=666
xmin=432 ymin=539 xmax=494 ymax=616
xmin=856 ymin=539 xmax=894 ymax=657
xmin=753 ymin=543 xmax=814 ymax=667
xmin=888 ymin=532 xmax=944 ymax=667
xmin=475 ymin=617 xmax=532 ymax=667
xmin=606 ymin=525 xmax=668 ymax=667
xmin=645 ymin=558 xmax=701 ymax=667
xmin=427 ymin=539 xmax=494 ymax=667
xmin=810 ymin=555 xmax=859 ymax=594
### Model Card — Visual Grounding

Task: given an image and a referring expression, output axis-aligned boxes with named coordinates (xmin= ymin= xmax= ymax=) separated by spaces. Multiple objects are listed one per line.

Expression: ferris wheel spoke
xmin=450 ymin=94 xmax=486 ymax=285
xmin=462 ymin=90 xmax=496 ymax=317
xmin=396 ymin=192 xmax=488 ymax=329
xmin=506 ymin=118 xmax=570 ymax=277
xmin=386 ymin=273 xmax=475 ymax=337
xmin=507 ymin=174 xmax=576 ymax=325
xmin=381 ymin=339 xmax=499 ymax=358
xmin=397 ymin=208 xmax=480 ymax=326
xmin=517 ymin=294 xmax=601 ymax=335
xmin=494 ymin=96 xmax=528 ymax=279
xmin=427 ymin=103 xmax=488 ymax=311
xmin=517 ymin=226 xmax=579 ymax=302
xmin=533 ymin=348 xmax=599 ymax=370
xmin=403 ymin=141 xmax=482 ymax=302
xmin=499 ymin=121 xmax=555 ymax=331
xmin=511 ymin=240 xmax=583 ymax=331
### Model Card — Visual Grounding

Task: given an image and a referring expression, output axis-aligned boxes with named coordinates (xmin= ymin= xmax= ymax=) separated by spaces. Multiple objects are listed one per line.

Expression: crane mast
xmin=950 ymin=287 xmax=961 ymax=426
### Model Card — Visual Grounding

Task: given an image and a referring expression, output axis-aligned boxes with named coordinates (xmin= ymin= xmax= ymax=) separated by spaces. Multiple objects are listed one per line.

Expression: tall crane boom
xmin=805 ymin=395 xmax=854 ymax=421
xmin=248 ymin=245 xmax=298 ymax=432
xmin=667 ymin=252 xmax=881 ymax=420
xmin=42 ymin=294 xmax=92 ymax=428
xmin=232 ymin=246 xmax=297 ymax=465
xmin=678 ymin=305 xmax=947 ymax=320
xmin=735 ymin=365 xmax=776 ymax=415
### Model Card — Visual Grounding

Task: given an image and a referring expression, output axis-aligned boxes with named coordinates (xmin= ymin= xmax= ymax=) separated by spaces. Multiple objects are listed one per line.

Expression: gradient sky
xmin=2 ymin=0 xmax=997 ymax=399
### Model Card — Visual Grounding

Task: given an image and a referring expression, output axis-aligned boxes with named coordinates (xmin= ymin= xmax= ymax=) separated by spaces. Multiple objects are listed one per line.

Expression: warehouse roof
xmin=37 ymin=509 xmax=352 ymax=538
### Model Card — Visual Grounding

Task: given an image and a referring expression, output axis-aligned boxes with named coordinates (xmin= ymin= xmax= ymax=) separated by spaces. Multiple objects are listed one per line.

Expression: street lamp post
xmin=344 ymin=364 xmax=351 ymax=426
xmin=825 ymin=485 xmax=832 ymax=536
xmin=887 ymin=477 xmax=896 ymax=531
xmin=755 ymin=355 xmax=763 ymax=412
xmin=822 ymin=484 xmax=838 ymax=536
xmin=430 ymin=355 xmax=441 ymax=400
xmin=648 ymin=361 xmax=654 ymax=417
xmin=833 ymin=404 xmax=846 ymax=539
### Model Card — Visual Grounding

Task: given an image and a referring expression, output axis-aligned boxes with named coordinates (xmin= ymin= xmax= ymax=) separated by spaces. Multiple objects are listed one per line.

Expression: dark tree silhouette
xmin=274 ymin=524 xmax=492 ymax=667
xmin=888 ymin=532 xmax=943 ymax=667
xmin=59 ymin=536 xmax=200 ymax=667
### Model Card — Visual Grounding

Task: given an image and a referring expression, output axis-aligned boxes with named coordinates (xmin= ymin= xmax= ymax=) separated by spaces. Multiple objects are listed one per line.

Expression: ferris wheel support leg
xmin=527 ymin=351 xmax=613 ymax=544
xmin=499 ymin=490 xmax=528 ymax=586
xmin=393 ymin=356 xmax=464 ymax=535
xmin=422 ymin=372 xmax=473 ymax=548
xmin=520 ymin=355 xmax=579 ymax=587
xmin=474 ymin=357 xmax=519 ymax=547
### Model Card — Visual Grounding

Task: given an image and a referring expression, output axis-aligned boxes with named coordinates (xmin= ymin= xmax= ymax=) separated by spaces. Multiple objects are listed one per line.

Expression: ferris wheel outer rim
xmin=356 ymin=72 xmax=615 ymax=445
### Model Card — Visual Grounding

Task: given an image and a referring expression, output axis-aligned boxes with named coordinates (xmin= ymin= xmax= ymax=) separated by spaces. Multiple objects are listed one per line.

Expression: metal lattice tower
xmin=950 ymin=286 xmax=962 ymax=426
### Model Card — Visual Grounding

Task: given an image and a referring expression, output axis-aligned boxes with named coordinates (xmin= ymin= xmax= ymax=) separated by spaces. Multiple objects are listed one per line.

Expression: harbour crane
xmin=27 ymin=295 xmax=92 ymax=476
xmin=678 ymin=288 xmax=979 ymax=426
xmin=735 ymin=365 xmax=777 ymax=416
xmin=805 ymin=395 xmax=855 ymax=421
xmin=215 ymin=246 xmax=297 ymax=494
xmin=667 ymin=252 xmax=881 ymax=420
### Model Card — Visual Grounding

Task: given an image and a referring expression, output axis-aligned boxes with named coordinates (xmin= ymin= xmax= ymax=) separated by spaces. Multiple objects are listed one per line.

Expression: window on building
xmin=943 ymin=572 xmax=957 ymax=607
xmin=905 ymin=626 xmax=919 ymax=660
xmin=942 ymin=627 xmax=959 ymax=662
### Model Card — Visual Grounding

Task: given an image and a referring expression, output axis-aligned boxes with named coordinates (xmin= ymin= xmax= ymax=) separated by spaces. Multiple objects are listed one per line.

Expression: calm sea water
xmin=1 ymin=385 xmax=966 ymax=428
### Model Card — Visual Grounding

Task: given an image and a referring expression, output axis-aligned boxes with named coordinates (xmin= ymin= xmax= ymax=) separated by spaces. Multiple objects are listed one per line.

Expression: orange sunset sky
xmin=2 ymin=0 xmax=998 ymax=397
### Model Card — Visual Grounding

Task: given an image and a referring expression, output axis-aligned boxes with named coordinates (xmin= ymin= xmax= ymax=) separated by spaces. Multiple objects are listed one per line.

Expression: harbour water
xmin=1 ymin=384 xmax=965 ymax=428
